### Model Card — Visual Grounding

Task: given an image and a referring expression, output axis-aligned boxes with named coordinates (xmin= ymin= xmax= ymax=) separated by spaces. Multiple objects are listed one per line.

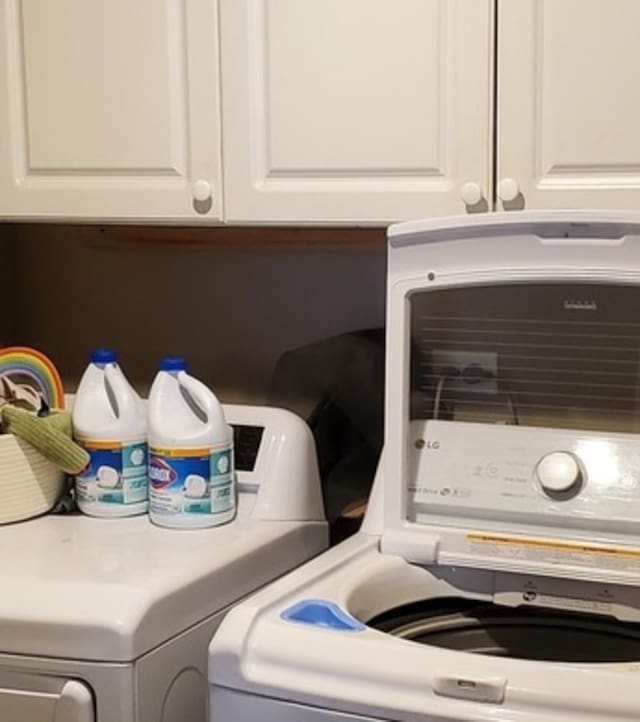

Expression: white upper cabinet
xmin=498 ymin=0 xmax=640 ymax=211
xmin=219 ymin=0 xmax=494 ymax=224
xmin=0 ymin=0 xmax=222 ymax=221
xmin=4 ymin=0 xmax=640 ymax=225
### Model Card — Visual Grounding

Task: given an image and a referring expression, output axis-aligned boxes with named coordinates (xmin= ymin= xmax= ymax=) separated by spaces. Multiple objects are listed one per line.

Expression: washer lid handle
xmin=433 ymin=675 xmax=506 ymax=704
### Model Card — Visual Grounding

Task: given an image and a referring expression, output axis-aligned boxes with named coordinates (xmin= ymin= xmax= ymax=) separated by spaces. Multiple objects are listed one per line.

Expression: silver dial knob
xmin=535 ymin=451 xmax=582 ymax=495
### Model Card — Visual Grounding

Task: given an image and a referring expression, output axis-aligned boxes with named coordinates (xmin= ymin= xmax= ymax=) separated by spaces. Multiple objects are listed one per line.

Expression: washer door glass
xmin=409 ymin=282 xmax=640 ymax=433
xmin=369 ymin=598 xmax=640 ymax=663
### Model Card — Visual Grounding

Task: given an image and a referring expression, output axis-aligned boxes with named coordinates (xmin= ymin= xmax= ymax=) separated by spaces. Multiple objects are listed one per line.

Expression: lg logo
xmin=415 ymin=439 xmax=440 ymax=450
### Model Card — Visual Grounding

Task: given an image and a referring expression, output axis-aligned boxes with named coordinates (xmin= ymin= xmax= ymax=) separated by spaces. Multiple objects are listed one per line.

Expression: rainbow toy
xmin=0 ymin=346 xmax=65 ymax=410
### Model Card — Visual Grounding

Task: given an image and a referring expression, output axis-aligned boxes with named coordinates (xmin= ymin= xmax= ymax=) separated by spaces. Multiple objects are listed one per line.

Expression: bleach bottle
xmin=72 ymin=348 xmax=148 ymax=517
xmin=147 ymin=357 xmax=235 ymax=529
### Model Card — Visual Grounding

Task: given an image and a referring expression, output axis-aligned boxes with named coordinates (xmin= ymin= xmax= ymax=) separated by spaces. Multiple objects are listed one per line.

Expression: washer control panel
xmin=409 ymin=420 xmax=640 ymax=533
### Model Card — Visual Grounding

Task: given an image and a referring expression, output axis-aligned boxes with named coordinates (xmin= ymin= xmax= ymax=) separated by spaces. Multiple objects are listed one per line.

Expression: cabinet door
xmin=219 ymin=0 xmax=493 ymax=224
xmin=0 ymin=0 xmax=221 ymax=221
xmin=498 ymin=0 xmax=640 ymax=211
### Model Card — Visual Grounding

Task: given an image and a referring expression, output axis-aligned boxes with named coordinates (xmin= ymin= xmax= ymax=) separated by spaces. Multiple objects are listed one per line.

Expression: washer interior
xmin=368 ymin=598 xmax=640 ymax=663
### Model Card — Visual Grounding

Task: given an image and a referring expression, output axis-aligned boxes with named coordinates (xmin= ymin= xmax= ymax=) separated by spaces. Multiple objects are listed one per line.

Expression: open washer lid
xmin=381 ymin=211 xmax=640 ymax=587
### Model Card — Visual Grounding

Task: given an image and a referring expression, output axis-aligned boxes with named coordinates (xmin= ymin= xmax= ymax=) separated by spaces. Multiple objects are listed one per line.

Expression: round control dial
xmin=535 ymin=451 xmax=583 ymax=495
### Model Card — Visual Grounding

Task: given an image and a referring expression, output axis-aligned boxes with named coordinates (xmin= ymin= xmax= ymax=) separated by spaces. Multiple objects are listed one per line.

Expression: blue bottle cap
xmin=90 ymin=348 xmax=117 ymax=364
xmin=159 ymin=357 xmax=187 ymax=372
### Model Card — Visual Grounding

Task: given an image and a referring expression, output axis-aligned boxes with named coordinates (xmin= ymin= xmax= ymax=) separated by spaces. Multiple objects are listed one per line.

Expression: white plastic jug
xmin=72 ymin=348 xmax=148 ymax=517
xmin=147 ymin=357 xmax=235 ymax=529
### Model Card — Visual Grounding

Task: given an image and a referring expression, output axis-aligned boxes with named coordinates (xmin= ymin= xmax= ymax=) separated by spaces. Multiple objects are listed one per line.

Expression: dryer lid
xmin=0 ymin=496 xmax=324 ymax=662
xmin=0 ymin=403 xmax=326 ymax=662
xmin=380 ymin=211 xmax=640 ymax=586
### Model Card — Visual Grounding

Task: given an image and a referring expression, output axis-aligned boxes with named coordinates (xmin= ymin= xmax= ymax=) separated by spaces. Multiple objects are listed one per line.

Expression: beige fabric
xmin=0 ymin=376 xmax=42 ymax=413
xmin=0 ymin=377 xmax=43 ymax=433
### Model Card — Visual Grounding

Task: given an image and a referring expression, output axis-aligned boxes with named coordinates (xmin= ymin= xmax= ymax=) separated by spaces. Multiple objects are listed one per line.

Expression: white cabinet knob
xmin=497 ymin=177 xmax=520 ymax=203
xmin=460 ymin=182 xmax=483 ymax=206
xmin=535 ymin=451 xmax=583 ymax=495
xmin=191 ymin=179 xmax=212 ymax=202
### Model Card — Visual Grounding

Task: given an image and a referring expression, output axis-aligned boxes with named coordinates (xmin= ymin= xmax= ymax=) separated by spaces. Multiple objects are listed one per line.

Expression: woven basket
xmin=0 ymin=433 xmax=66 ymax=524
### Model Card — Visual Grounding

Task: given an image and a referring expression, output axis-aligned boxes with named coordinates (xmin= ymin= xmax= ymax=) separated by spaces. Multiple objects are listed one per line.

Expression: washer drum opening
xmin=368 ymin=598 xmax=640 ymax=663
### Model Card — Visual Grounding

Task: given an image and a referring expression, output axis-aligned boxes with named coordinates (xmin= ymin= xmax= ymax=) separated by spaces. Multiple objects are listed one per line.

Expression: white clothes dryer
xmin=209 ymin=212 xmax=640 ymax=722
xmin=0 ymin=404 xmax=327 ymax=722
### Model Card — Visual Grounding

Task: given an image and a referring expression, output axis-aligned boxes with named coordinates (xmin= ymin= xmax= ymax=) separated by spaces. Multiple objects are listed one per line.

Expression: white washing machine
xmin=0 ymin=404 xmax=327 ymax=722
xmin=209 ymin=212 xmax=640 ymax=722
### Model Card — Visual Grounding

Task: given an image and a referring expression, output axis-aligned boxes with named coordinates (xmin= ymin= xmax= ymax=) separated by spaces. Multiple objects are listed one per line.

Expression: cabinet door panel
xmin=498 ymin=0 xmax=640 ymax=210
xmin=21 ymin=2 xmax=181 ymax=173
xmin=220 ymin=0 xmax=493 ymax=224
xmin=0 ymin=0 xmax=221 ymax=220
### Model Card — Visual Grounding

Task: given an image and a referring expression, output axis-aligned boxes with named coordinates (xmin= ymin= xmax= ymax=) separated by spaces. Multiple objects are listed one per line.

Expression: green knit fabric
xmin=1 ymin=406 xmax=89 ymax=474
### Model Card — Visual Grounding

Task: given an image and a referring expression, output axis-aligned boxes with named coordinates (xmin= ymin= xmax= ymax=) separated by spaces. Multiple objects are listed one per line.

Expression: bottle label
xmin=148 ymin=444 xmax=234 ymax=517
xmin=76 ymin=440 xmax=148 ymax=505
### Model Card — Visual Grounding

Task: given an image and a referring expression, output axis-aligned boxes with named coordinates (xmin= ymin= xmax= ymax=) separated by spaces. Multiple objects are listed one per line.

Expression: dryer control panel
xmin=409 ymin=420 xmax=640 ymax=535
